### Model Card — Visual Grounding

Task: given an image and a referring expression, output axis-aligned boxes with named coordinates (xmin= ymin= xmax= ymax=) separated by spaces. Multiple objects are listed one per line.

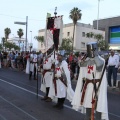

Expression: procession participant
xmin=72 ymin=42 xmax=109 ymax=120
xmin=25 ymin=52 xmax=30 ymax=74
xmin=29 ymin=51 xmax=38 ymax=80
xmin=48 ymin=53 xmax=74 ymax=109
xmin=40 ymin=47 xmax=56 ymax=102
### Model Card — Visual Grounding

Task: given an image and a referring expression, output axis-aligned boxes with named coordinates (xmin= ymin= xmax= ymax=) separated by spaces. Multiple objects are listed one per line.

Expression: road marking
xmin=0 ymin=96 xmax=38 ymax=120
xmin=0 ymin=75 xmax=37 ymax=89
xmin=0 ymin=78 xmax=120 ymax=119
xmin=0 ymin=114 xmax=7 ymax=120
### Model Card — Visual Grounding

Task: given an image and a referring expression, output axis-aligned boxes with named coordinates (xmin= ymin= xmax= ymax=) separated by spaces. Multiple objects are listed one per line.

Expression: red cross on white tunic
xmin=44 ymin=59 xmax=48 ymax=64
xmin=56 ymin=67 xmax=60 ymax=71
xmin=87 ymin=66 xmax=93 ymax=74
xmin=50 ymin=25 xmax=56 ymax=34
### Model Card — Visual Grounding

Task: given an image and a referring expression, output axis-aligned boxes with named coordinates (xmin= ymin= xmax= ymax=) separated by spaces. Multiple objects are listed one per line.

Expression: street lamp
xmin=30 ymin=31 xmax=33 ymax=52
xmin=30 ymin=31 xmax=32 ymax=43
xmin=14 ymin=16 xmax=28 ymax=51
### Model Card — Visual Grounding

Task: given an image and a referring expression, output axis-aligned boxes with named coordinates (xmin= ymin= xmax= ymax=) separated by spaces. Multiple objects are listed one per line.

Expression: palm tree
xmin=4 ymin=28 xmax=11 ymax=42
xmin=17 ymin=28 xmax=24 ymax=50
xmin=1 ymin=37 xmax=5 ymax=47
xmin=69 ymin=7 xmax=82 ymax=51
xmin=34 ymin=36 xmax=44 ymax=47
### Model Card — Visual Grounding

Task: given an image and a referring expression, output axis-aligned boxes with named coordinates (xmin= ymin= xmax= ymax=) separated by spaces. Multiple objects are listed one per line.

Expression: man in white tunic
xmin=48 ymin=53 xmax=74 ymax=109
xmin=29 ymin=51 xmax=38 ymax=80
xmin=40 ymin=49 xmax=55 ymax=102
xmin=72 ymin=42 xmax=109 ymax=120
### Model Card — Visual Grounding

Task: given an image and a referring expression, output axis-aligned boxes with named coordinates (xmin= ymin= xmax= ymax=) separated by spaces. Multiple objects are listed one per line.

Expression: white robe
xmin=48 ymin=60 xmax=74 ymax=102
xmin=30 ymin=54 xmax=37 ymax=74
xmin=26 ymin=58 xmax=30 ymax=74
xmin=71 ymin=57 xmax=109 ymax=120
xmin=40 ymin=56 xmax=54 ymax=93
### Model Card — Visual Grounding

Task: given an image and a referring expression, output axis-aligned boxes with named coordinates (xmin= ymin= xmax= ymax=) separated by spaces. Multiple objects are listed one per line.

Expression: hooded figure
xmin=48 ymin=52 xmax=74 ymax=109
xmin=71 ymin=42 xmax=109 ymax=120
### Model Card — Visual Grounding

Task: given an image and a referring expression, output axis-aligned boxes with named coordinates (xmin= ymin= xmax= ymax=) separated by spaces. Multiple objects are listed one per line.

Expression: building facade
xmin=93 ymin=16 xmax=120 ymax=50
xmin=38 ymin=22 xmax=105 ymax=52
xmin=7 ymin=37 xmax=29 ymax=51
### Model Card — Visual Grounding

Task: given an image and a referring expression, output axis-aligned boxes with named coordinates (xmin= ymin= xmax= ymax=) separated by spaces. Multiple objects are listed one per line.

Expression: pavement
xmin=0 ymin=68 xmax=120 ymax=120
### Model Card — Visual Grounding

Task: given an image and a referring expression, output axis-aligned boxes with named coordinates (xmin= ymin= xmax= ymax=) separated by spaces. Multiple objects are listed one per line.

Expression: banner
xmin=44 ymin=16 xmax=63 ymax=52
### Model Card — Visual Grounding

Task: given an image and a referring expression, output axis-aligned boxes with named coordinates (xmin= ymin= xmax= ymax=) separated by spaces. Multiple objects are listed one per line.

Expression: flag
xmin=45 ymin=16 xmax=63 ymax=52
xmin=47 ymin=13 xmax=51 ymax=18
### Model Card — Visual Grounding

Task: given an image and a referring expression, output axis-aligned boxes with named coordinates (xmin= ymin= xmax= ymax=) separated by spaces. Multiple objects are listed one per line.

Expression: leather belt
xmin=42 ymin=69 xmax=51 ymax=83
xmin=53 ymin=77 xmax=67 ymax=96
xmin=81 ymin=78 xmax=100 ymax=105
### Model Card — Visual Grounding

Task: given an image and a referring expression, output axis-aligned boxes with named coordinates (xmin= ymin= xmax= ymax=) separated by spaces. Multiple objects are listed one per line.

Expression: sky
xmin=0 ymin=0 xmax=120 ymax=49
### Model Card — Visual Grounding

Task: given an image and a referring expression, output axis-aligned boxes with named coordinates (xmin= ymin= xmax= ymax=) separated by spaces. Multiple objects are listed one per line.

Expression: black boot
xmin=53 ymin=98 xmax=60 ymax=108
xmin=57 ymin=98 xmax=65 ymax=110
xmin=45 ymin=87 xmax=52 ymax=102
xmin=34 ymin=67 xmax=37 ymax=80
xmin=29 ymin=71 xmax=32 ymax=80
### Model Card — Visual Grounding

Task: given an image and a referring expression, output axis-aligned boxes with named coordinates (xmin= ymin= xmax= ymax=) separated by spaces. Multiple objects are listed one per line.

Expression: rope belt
xmin=81 ymin=78 xmax=100 ymax=105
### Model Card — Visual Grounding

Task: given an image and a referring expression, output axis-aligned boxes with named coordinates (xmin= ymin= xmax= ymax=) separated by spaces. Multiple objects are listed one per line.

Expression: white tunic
xmin=71 ymin=57 xmax=109 ymax=120
xmin=40 ymin=54 xmax=54 ymax=93
xmin=48 ymin=60 xmax=74 ymax=102
xmin=30 ymin=54 xmax=37 ymax=73
xmin=26 ymin=57 xmax=30 ymax=74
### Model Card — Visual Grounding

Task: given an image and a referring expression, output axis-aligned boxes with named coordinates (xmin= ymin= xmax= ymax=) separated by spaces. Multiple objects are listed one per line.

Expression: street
xmin=0 ymin=68 xmax=120 ymax=120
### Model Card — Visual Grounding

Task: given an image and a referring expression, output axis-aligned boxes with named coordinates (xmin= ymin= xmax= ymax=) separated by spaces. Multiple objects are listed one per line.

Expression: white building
xmin=7 ymin=37 xmax=30 ymax=51
xmin=38 ymin=22 xmax=105 ymax=52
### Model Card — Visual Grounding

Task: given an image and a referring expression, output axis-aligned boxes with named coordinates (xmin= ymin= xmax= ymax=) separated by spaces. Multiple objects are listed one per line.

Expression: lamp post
xmin=14 ymin=16 xmax=28 ymax=51
xmin=97 ymin=0 xmax=104 ymax=30
xmin=97 ymin=0 xmax=100 ymax=30
xmin=30 ymin=31 xmax=32 ymax=43
xmin=30 ymin=31 xmax=32 ymax=52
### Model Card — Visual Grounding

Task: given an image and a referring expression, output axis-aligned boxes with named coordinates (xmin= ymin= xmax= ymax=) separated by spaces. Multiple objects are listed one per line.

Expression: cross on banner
xmin=50 ymin=25 xmax=57 ymax=34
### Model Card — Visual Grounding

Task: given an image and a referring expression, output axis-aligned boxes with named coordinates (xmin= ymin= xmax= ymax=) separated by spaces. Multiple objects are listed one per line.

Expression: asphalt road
xmin=0 ymin=68 xmax=120 ymax=120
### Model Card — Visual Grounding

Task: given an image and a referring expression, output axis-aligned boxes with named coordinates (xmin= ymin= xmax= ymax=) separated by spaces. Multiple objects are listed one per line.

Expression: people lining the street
xmin=107 ymin=50 xmax=119 ymax=88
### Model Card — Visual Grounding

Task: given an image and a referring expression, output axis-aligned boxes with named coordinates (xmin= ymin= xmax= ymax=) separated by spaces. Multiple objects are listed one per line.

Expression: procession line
xmin=0 ymin=78 xmax=120 ymax=119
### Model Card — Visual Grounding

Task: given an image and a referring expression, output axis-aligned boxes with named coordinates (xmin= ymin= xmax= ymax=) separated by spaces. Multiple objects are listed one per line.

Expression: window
xmin=67 ymin=32 xmax=70 ymax=37
xmin=81 ymin=42 xmax=85 ymax=48
xmin=82 ymin=32 xmax=85 ymax=37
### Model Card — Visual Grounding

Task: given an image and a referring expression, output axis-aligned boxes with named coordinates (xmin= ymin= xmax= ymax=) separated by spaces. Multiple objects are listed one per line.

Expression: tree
xmin=69 ymin=7 xmax=82 ymax=51
xmin=94 ymin=34 xmax=104 ymax=42
xmin=4 ymin=42 xmax=20 ymax=51
xmin=4 ymin=28 xmax=11 ymax=42
xmin=59 ymin=38 xmax=72 ymax=51
xmin=1 ymin=37 xmax=5 ymax=47
xmin=86 ymin=32 xmax=94 ymax=39
xmin=34 ymin=36 xmax=44 ymax=47
xmin=98 ymin=40 xmax=110 ymax=50
xmin=17 ymin=28 xmax=24 ymax=50
xmin=0 ymin=44 xmax=3 ymax=50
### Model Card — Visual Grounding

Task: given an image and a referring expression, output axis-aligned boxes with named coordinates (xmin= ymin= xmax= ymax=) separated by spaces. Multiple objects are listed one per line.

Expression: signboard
xmin=110 ymin=26 xmax=120 ymax=44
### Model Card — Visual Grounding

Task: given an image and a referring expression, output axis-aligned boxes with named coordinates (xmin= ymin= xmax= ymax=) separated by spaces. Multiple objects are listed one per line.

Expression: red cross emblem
xmin=44 ymin=59 xmax=48 ymax=64
xmin=88 ymin=66 xmax=93 ymax=74
xmin=50 ymin=25 xmax=56 ymax=34
xmin=56 ymin=67 xmax=60 ymax=71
